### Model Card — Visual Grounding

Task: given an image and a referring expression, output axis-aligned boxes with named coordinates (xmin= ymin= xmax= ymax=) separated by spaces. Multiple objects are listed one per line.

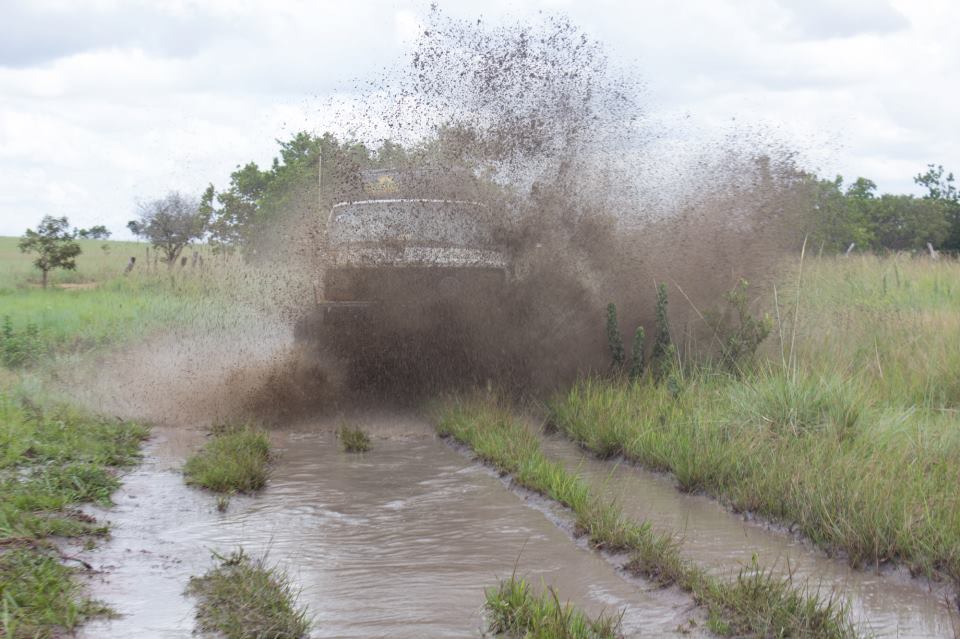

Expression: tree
xmin=18 ymin=216 xmax=82 ymax=288
xmin=129 ymin=192 xmax=206 ymax=266
xmin=77 ymin=224 xmax=111 ymax=240
xmin=867 ymin=194 xmax=949 ymax=251
xmin=915 ymin=164 xmax=960 ymax=251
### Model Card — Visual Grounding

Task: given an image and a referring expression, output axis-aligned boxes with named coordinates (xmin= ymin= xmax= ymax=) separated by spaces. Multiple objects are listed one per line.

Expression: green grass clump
xmin=0 ymin=549 xmax=112 ymax=639
xmin=0 ymin=390 xmax=147 ymax=638
xmin=184 ymin=426 xmax=271 ymax=493
xmin=338 ymin=424 xmax=372 ymax=453
xmin=436 ymin=397 xmax=856 ymax=639
xmin=186 ymin=549 xmax=310 ymax=639
xmin=485 ymin=573 xmax=623 ymax=638
xmin=0 ymin=392 xmax=148 ymax=542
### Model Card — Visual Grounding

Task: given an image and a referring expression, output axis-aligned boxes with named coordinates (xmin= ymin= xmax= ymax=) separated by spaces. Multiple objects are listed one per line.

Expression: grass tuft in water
xmin=485 ymin=573 xmax=623 ymax=638
xmin=186 ymin=548 xmax=311 ymax=639
xmin=183 ymin=425 xmax=270 ymax=493
xmin=338 ymin=424 xmax=372 ymax=453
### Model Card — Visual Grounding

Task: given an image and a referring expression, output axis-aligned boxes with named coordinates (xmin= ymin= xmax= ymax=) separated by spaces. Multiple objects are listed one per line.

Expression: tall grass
xmin=437 ymin=397 xmax=856 ymax=638
xmin=549 ymin=255 xmax=960 ymax=586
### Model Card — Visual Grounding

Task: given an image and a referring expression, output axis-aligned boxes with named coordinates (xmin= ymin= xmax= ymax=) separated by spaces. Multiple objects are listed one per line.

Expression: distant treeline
xmin=199 ymin=130 xmax=960 ymax=257
xmin=804 ymin=167 xmax=960 ymax=254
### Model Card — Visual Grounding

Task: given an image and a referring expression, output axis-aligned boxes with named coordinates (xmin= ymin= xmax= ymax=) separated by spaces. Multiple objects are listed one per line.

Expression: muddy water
xmin=539 ymin=434 xmax=959 ymax=638
xmin=80 ymin=419 xmax=703 ymax=638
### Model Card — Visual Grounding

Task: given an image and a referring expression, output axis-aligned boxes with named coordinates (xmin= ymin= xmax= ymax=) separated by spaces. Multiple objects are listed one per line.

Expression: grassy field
xmin=548 ymin=255 xmax=960 ymax=586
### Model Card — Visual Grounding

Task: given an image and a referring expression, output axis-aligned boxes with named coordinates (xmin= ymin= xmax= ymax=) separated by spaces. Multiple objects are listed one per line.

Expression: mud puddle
xmin=540 ymin=434 xmax=959 ymax=637
xmin=79 ymin=418 xmax=704 ymax=638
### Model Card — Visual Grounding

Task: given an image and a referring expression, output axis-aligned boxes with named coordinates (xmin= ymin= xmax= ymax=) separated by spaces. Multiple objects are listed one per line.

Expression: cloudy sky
xmin=1 ymin=0 xmax=957 ymax=237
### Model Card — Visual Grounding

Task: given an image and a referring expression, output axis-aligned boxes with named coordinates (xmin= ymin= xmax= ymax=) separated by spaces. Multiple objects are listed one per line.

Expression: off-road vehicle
xmin=295 ymin=168 xmax=510 ymax=384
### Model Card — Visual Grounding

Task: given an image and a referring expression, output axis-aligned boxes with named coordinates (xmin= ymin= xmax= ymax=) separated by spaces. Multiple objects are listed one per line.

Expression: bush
xmin=184 ymin=426 xmax=270 ymax=493
xmin=605 ymin=303 xmax=625 ymax=371
xmin=186 ymin=549 xmax=310 ymax=639
xmin=338 ymin=424 xmax=372 ymax=453
xmin=705 ymin=279 xmax=772 ymax=373
xmin=1 ymin=316 xmax=43 ymax=368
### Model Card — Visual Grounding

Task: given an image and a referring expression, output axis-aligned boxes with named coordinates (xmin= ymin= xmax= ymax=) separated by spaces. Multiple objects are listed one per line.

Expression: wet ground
xmin=79 ymin=418 xmax=702 ymax=638
xmin=75 ymin=408 xmax=959 ymax=638
xmin=540 ymin=434 xmax=959 ymax=638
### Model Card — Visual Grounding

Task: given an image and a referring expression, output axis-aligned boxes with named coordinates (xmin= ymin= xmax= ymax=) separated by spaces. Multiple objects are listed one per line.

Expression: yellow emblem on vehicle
xmin=370 ymin=175 xmax=398 ymax=194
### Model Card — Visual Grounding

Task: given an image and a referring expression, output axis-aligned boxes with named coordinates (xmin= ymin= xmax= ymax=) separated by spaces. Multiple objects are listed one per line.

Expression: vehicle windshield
xmin=328 ymin=200 xmax=495 ymax=247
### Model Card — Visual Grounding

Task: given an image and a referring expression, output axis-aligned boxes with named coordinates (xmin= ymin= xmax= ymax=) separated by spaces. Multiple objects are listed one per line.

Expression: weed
xmin=184 ymin=426 xmax=270 ymax=493
xmin=705 ymin=279 xmax=772 ymax=373
xmin=338 ymin=424 xmax=372 ymax=453
xmin=651 ymin=283 xmax=672 ymax=381
xmin=629 ymin=325 xmax=645 ymax=381
xmin=216 ymin=495 xmax=231 ymax=512
xmin=0 ymin=316 xmax=43 ymax=368
xmin=605 ymin=303 xmax=625 ymax=371
xmin=186 ymin=549 xmax=310 ymax=639
xmin=484 ymin=573 xmax=623 ymax=638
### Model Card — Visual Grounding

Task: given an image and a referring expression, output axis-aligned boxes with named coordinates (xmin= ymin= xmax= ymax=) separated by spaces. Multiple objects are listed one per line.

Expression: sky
xmin=1 ymin=0 xmax=957 ymax=238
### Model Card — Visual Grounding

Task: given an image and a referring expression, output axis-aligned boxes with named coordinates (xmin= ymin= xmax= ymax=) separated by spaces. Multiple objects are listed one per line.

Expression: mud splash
xmin=79 ymin=418 xmax=703 ymax=638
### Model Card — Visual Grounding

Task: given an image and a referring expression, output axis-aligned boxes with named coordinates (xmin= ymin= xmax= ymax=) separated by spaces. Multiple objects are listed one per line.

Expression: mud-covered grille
xmin=324 ymin=267 xmax=505 ymax=302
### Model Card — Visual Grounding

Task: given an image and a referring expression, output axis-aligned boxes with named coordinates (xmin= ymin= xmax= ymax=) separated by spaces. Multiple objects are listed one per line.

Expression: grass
xmin=184 ymin=425 xmax=271 ymax=494
xmin=0 ymin=387 xmax=148 ymax=638
xmin=484 ymin=573 xmax=623 ymax=638
xmin=338 ymin=423 xmax=372 ymax=453
xmin=436 ymin=397 xmax=856 ymax=638
xmin=0 ymin=549 xmax=112 ymax=638
xmin=548 ymin=255 xmax=960 ymax=587
xmin=185 ymin=548 xmax=311 ymax=639
xmin=0 ymin=236 xmax=288 ymax=370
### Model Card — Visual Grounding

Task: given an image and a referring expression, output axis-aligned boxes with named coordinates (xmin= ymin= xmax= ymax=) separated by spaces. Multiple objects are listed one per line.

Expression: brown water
xmin=539 ymin=434 xmax=959 ymax=638
xmin=79 ymin=418 xmax=703 ymax=638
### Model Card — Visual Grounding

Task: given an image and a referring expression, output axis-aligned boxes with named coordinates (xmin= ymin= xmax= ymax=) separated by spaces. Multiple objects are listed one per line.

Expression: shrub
xmin=338 ymin=424 xmax=372 ymax=453
xmin=651 ymin=284 xmax=672 ymax=381
xmin=184 ymin=426 xmax=270 ymax=493
xmin=705 ymin=279 xmax=772 ymax=373
xmin=1 ymin=316 xmax=44 ymax=368
xmin=605 ymin=303 xmax=625 ymax=371
xmin=629 ymin=326 xmax=645 ymax=381
xmin=186 ymin=549 xmax=310 ymax=639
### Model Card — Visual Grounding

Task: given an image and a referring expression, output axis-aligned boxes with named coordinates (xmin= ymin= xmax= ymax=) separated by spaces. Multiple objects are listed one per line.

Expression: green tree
xmin=805 ymin=175 xmax=874 ymax=253
xmin=129 ymin=192 xmax=206 ymax=266
xmin=77 ymin=224 xmax=111 ymax=240
xmin=867 ymin=194 xmax=949 ymax=251
xmin=18 ymin=216 xmax=82 ymax=288
xmin=204 ymin=131 xmax=408 ymax=257
xmin=914 ymin=164 xmax=960 ymax=251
